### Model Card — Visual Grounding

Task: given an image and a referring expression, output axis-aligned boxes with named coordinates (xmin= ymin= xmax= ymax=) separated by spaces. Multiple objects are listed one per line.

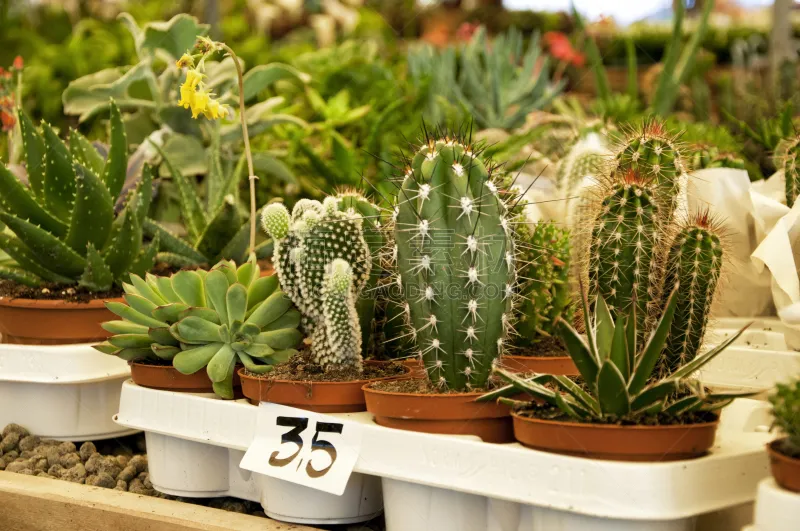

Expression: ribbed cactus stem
xmin=589 ymin=172 xmax=661 ymax=328
xmin=659 ymin=212 xmax=723 ymax=374
xmin=555 ymin=134 xmax=608 ymax=195
xmin=395 ymin=136 xmax=513 ymax=390
xmin=776 ymin=137 xmax=800 ymax=207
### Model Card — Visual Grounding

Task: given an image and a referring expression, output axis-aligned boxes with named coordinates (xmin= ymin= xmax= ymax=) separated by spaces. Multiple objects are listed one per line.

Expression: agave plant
xmin=480 ymin=288 xmax=753 ymax=422
xmin=0 ymin=102 xmax=157 ymax=290
xmin=94 ymin=257 xmax=302 ymax=398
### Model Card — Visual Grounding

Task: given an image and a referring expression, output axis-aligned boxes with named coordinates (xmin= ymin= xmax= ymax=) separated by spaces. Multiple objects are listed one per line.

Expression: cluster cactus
xmin=483 ymin=289 xmax=753 ymax=422
xmin=689 ymin=144 xmax=746 ymax=170
xmin=95 ymin=257 xmax=302 ymax=398
xmin=770 ymin=378 xmax=800 ymax=458
xmin=514 ymin=221 xmax=573 ymax=348
xmin=391 ymin=132 xmax=514 ymax=390
xmin=774 ymin=136 xmax=800 ymax=207
xmin=261 ymin=193 xmax=380 ymax=369
xmin=0 ymin=102 xmax=157 ymax=290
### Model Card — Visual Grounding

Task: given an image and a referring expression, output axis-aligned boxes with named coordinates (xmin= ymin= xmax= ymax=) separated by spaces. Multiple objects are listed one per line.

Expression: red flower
xmin=1 ymin=110 xmax=16 ymax=132
xmin=543 ymin=31 xmax=586 ymax=67
xmin=12 ymin=56 xmax=23 ymax=70
xmin=456 ymin=22 xmax=480 ymax=42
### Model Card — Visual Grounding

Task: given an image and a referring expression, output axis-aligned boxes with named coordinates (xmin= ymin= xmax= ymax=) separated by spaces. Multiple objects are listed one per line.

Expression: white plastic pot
xmin=744 ymin=478 xmax=800 ymax=531
xmin=0 ymin=343 xmax=133 ymax=440
xmin=114 ymin=382 xmax=382 ymax=525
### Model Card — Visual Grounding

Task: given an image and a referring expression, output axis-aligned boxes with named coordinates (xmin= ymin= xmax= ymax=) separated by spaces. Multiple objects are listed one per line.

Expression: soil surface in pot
xmin=245 ymin=350 xmax=406 ymax=382
xmin=369 ymin=376 xmax=502 ymax=395
xmin=510 ymin=337 xmax=568 ymax=358
xmin=0 ymin=279 xmax=123 ymax=303
xmin=515 ymin=401 xmax=718 ymax=426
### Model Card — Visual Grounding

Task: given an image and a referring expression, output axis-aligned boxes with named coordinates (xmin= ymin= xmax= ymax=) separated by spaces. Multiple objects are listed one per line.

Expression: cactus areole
xmin=393 ymin=135 xmax=514 ymax=391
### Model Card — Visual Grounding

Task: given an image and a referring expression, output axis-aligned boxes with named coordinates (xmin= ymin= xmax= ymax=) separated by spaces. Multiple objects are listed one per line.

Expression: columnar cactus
xmin=689 ymin=144 xmax=746 ymax=170
xmin=261 ymin=194 xmax=375 ymax=368
xmin=515 ymin=221 xmax=572 ymax=347
xmin=554 ymin=134 xmax=608 ymax=195
xmin=588 ymin=171 xmax=663 ymax=330
xmin=393 ymin=134 xmax=514 ymax=390
xmin=774 ymin=136 xmax=800 ymax=207
xmin=658 ymin=211 xmax=724 ymax=374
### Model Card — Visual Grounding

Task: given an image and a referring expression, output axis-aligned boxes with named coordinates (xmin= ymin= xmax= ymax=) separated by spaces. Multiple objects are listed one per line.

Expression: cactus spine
xmin=658 ymin=211 xmax=724 ymax=374
xmin=393 ymin=135 xmax=513 ymax=390
xmin=775 ymin=136 xmax=800 ymax=207
xmin=261 ymin=194 xmax=376 ymax=368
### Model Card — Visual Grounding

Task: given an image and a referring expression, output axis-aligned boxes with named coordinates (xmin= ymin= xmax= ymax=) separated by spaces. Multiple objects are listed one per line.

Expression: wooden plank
xmin=0 ymin=471 xmax=317 ymax=531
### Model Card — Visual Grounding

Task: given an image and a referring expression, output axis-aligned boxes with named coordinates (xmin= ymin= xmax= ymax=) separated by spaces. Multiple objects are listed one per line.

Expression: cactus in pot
xmin=391 ymin=132 xmax=514 ymax=390
xmin=0 ymin=102 xmax=157 ymax=290
xmin=774 ymin=136 xmax=800 ymax=207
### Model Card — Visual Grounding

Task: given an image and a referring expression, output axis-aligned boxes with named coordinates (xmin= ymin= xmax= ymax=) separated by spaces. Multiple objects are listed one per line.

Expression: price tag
xmin=240 ymin=402 xmax=363 ymax=495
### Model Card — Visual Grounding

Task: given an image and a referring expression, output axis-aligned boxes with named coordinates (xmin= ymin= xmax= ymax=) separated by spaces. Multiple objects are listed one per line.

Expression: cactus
xmin=0 ymin=102 xmax=157 ymax=291
xmin=770 ymin=379 xmax=800 ymax=458
xmin=392 ymin=133 xmax=514 ymax=390
xmin=94 ymin=256 xmax=302 ymax=398
xmin=658 ymin=211 xmax=724 ymax=374
xmin=588 ymin=171 xmax=663 ymax=331
xmin=261 ymin=194 xmax=377 ymax=369
xmin=514 ymin=221 xmax=572 ymax=348
xmin=689 ymin=144 xmax=746 ymax=170
xmin=610 ymin=120 xmax=687 ymax=218
xmin=775 ymin=136 xmax=800 ymax=207
xmin=554 ymin=134 xmax=608 ymax=195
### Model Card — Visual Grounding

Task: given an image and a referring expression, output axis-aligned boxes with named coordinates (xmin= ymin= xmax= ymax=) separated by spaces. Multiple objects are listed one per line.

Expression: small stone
xmin=118 ymin=465 xmax=137 ymax=483
xmin=16 ymin=468 xmax=34 ymax=475
xmin=78 ymin=442 xmax=96 ymax=462
xmin=18 ymin=435 xmax=40 ymax=452
xmin=211 ymin=499 xmax=248 ymax=514
xmin=63 ymin=463 xmax=86 ymax=483
xmin=87 ymin=472 xmax=115 ymax=489
xmin=6 ymin=460 xmax=32 ymax=473
xmin=141 ymin=474 xmax=152 ymax=490
xmin=60 ymin=453 xmax=81 ymax=469
xmin=115 ymin=480 xmax=127 ymax=491
xmin=35 ymin=471 xmax=54 ymax=479
xmin=135 ymin=436 xmax=146 ymax=453
xmin=1 ymin=432 xmax=20 ymax=452
xmin=2 ymin=424 xmax=29 ymax=439
xmin=44 ymin=447 xmax=63 ymax=468
xmin=84 ymin=453 xmax=102 ymax=473
xmin=128 ymin=478 xmax=149 ymax=495
xmin=34 ymin=458 xmax=48 ymax=472
xmin=57 ymin=442 xmax=76 ymax=454
xmin=128 ymin=455 xmax=147 ymax=474
xmin=116 ymin=455 xmax=129 ymax=468
xmin=3 ymin=450 xmax=19 ymax=463
xmin=19 ymin=450 xmax=35 ymax=459
xmin=47 ymin=464 xmax=64 ymax=477
xmin=97 ymin=457 xmax=121 ymax=478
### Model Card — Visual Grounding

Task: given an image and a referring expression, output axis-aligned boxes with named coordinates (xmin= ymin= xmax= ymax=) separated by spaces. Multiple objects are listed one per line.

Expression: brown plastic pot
xmin=362 ymin=382 xmax=513 ymax=443
xmin=0 ymin=297 xmax=122 ymax=345
xmin=130 ymin=362 xmax=242 ymax=393
xmin=768 ymin=438 xmax=800 ymax=493
xmin=500 ymin=354 xmax=578 ymax=375
xmin=238 ymin=361 xmax=409 ymax=413
xmin=511 ymin=411 xmax=719 ymax=461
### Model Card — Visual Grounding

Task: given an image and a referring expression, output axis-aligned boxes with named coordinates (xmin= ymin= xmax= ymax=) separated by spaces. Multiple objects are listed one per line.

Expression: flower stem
xmin=221 ymin=44 xmax=257 ymax=256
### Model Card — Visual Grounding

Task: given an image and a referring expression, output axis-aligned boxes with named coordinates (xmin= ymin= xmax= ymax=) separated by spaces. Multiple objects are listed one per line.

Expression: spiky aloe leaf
xmin=18 ymin=112 xmax=46 ymax=200
xmin=128 ymin=232 xmax=160 ymax=279
xmin=103 ymin=207 xmax=141 ymax=280
xmin=597 ymin=360 xmax=630 ymax=416
xmin=0 ymin=165 xmax=67 ymax=236
xmin=42 ymin=123 xmax=76 ymax=222
xmin=0 ymin=266 xmax=41 ymax=287
xmin=79 ymin=243 xmax=114 ymax=291
xmin=217 ymin=222 xmax=250 ymax=264
xmin=0 ymin=233 xmax=73 ymax=284
xmin=102 ymin=101 xmax=128 ymax=199
xmin=65 ymin=164 xmax=114 ymax=254
xmin=195 ymin=195 xmax=242 ymax=263
xmin=0 ymin=212 xmax=86 ymax=277
xmin=629 ymin=287 xmax=679 ymax=395
xmin=69 ymin=130 xmax=105 ymax=175
xmin=143 ymin=218 xmax=207 ymax=264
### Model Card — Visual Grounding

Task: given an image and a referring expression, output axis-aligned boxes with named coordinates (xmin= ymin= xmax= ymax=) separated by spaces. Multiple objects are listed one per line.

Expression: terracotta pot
xmin=0 ymin=297 xmax=122 ymax=345
xmin=768 ymin=438 xmax=800 ymax=493
xmin=130 ymin=362 xmax=242 ymax=393
xmin=402 ymin=357 xmax=426 ymax=378
xmin=362 ymin=382 xmax=513 ymax=443
xmin=500 ymin=354 xmax=578 ymax=375
xmin=511 ymin=411 xmax=719 ymax=461
xmin=238 ymin=361 xmax=409 ymax=413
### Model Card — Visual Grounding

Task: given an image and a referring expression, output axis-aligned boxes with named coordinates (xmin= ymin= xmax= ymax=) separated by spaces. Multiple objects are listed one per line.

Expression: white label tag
xmin=240 ymin=402 xmax=363 ymax=495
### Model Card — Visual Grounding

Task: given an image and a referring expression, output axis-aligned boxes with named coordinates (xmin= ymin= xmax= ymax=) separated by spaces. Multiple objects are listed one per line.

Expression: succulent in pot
xmin=481 ymin=288 xmax=755 ymax=461
xmin=767 ymin=378 xmax=800 ymax=492
xmin=95 ymin=256 xmax=302 ymax=398
xmin=0 ymin=102 xmax=158 ymax=344
xmin=362 ymin=130 xmax=517 ymax=442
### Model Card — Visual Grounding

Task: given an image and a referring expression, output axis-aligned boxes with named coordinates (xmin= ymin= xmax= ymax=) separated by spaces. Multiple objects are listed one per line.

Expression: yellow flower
xmin=178 ymin=69 xmax=205 ymax=109
xmin=184 ymin=69 xmax=203 ymax=90
xmin=190 ymin=89 xmax=211 ymax=119
xmin=176 ymin=53 xmax=194 ymax=68
xmin=203 ymin=99 xmax=227 ymax=120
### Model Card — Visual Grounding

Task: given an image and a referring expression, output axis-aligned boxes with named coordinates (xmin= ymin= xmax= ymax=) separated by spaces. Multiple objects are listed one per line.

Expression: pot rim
xmin=510 ymin=410 xmax=720 ymax=431
xmin=767 ymin=437 xmax=800 ymax=463
xmin=502 ymin=353 xmax=573 ymax=362
xmin=362 ymin=380 xmax=492 ymax=399
xmin=0 ymin=296 xmax=122 ymax=309
xmin=238 ymin=362 xmax=409 ymax=387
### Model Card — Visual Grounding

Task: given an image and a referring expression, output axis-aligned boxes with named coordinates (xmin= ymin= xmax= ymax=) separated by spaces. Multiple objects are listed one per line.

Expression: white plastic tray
xmin=744 ymin=478 xmax=800 ymax=531
xmin=0 ymin=343 xmax=134 ymax=440
xmin=115 ymin=380 xmax=776 ymax=530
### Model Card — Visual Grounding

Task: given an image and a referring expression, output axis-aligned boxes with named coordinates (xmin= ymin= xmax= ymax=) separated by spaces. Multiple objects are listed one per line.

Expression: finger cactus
xmin=0 ymin=102 xmax=157 ymax=290
xmin=261 ymin=193 xmax=376 ymax=369
xmin=774 ymin=136 xmax=800 ymax=207
xmin=658 ymin=211 xmax=725 ymax=374
xmin=689 ymin=144 xmax=746 ymax=170
xmin=94 ymin=256 xmax=302 ymax=398
xmin=392 ymin=133 xmax=514 ymax=390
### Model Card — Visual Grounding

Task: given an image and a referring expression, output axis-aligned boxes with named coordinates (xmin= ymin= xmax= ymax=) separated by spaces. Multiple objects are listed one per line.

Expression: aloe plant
xmin=0 ymin=102 xmax=157 ymax=290
xmin=481 ymin=288 xmax=753 ymax=422
xmin=95 ymin=256 xmax=302 ymax=398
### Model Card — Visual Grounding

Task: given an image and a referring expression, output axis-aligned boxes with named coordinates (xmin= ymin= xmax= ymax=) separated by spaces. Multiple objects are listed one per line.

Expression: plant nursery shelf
xmin=0 ymin=471 xmax=317 ymax=531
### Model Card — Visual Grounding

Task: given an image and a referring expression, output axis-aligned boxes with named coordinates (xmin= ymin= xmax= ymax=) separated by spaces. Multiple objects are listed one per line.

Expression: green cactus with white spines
xmin=774 ymin=136 xmax=800 ymax=207
xmin=658 ymin=212 xmax=724 ymax=374
xmin=0 ymin=102 xmax=157 ymax=290
xmin=555 ymin=134 xmax=608 ymax=195
xmin=515 ymin=221 xmax=572 ymax=347
xmin=610 ymin=120 xmax=687 ymax=218
xmin=393 ymin=135 xmax=514 ymax=390
xmin=94 ymin=256 xmax=302 ymax=398
xmin=689 ymin=144 xmax=746 ymax=170
xmin=588 ymin=171 xmax=663 ymax=331
xmin=261 ymin=193 xmax=376 ymax=368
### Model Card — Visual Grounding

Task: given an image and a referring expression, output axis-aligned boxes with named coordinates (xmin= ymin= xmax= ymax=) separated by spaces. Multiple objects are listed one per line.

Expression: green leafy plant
xmin=0 ymin=102 xmax=156 ymax=290
xmin=770 ymin=378 xmax=800 ymax=458
xmin=481 ymin=288 xmax=753 ymax=422
xmin=95 ymin=257 xmax=302 ymax=398
xmin=688 ymin=144 xmax=746 ymax=170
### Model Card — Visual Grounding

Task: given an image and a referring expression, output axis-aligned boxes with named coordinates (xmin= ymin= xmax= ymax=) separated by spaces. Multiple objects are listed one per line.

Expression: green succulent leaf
xmin=629 ymin=286 xmax=679 ymax=395
xmin=176 ymin=316 xmax=222 ymax=343
xmin=0 ymin=212 xmax=86 ymax=277
xmin=148 ymin=273 xmax=181 ymax=303
xmin=109 ymin=333 xmax=153 ymax=349
xmin=66 ymin=164 xmax=114 ymax=254
xmin=18 ymin=112 xmax=46 ymax=199
xmin=152 ymin=302 xmax=190 ymax=323
xmin=236 ymin=257 xmax=258 ymax=288
xmin=207 ymin=343 xmax=236 ymax=383
xmin=124 ymin=293 xmax=158 ymax=316
xmin=151 ymin=345 xmax=180 ymax=360
xmin=105 ymin=300 xmax=167 ymax=328
xmin=551 ymin=375 xmax=601 ymax=415
xmin=246 ymin=274 xmax=278 ymax=310
xmin=69 ymin=130 xmax=105 ymax=175
xmin=139 ymin=14 xmax=209 ymax=61
xmin=0 ymin=233 xmax=73 ymax=284
xmin=101 ymin=320 xmax=149 ymax=335
xmin=609 ymin=314 xmax=630 ymax=381
xmin=171 ymin=270 xmax=206 ymax=307
xmin=254 ymin=328 xmax=303 ymax=350
xmin=595 ymin=296 xmax=614 ymax=357
xmin=173 ymin=342 xmax=223 ymax=375
xmin=148 ymin=327 xmax=179 ymax=346
xmin=237 ymin=351 xmax=274 ymax=374
xmin=114 ymin=347 xmax=154 ymax=361
xmin=195 ymin=196 xmax=242 ymax=263
xmin=263 ymin=309 xmax=301 ymax=332
xmin=102 ymin=101 xmax=128 ymax=199
xmin=554 ymin=392 xmax=588 ymax=420
xmin=669 ymin=324 xmax=752 ymax=380
xmin=42 ymin=123 xmax=77 ymax=222
xmin=597 ymin=360 xmax=630 ymax=417
xmin=664 ymin=395 xmax=704 ymax=416
xmin=204 ymin=269 xmax=230 ymax=324
xmin=179 ymin=306 xmax=220 ymax=324
xmin=226 ymin=284 xmax=248 ymax=327
xmin=0 ymin=266 xmax=41 ymax=287
xmin=0 ymin=164 xmax=67 ymax=236
xmin=143 ymin=218 xmax=207 ymax=265
xmin=246 ymin=291 xmax=293 ymax=328
xmin=130 ymin=274 xmax=166 ymax=305
xmin=79 ymin=243 xmax=114 ymax=291
xmin=630 ymin=380 xmax=678 ymax=413
xmin=92 ymin=342 xmax=119 ymax=355
xmin=103 ymin=207 xmax=142 ymax=280
xmin=557 ymin=317 xmax=599 ymax=388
